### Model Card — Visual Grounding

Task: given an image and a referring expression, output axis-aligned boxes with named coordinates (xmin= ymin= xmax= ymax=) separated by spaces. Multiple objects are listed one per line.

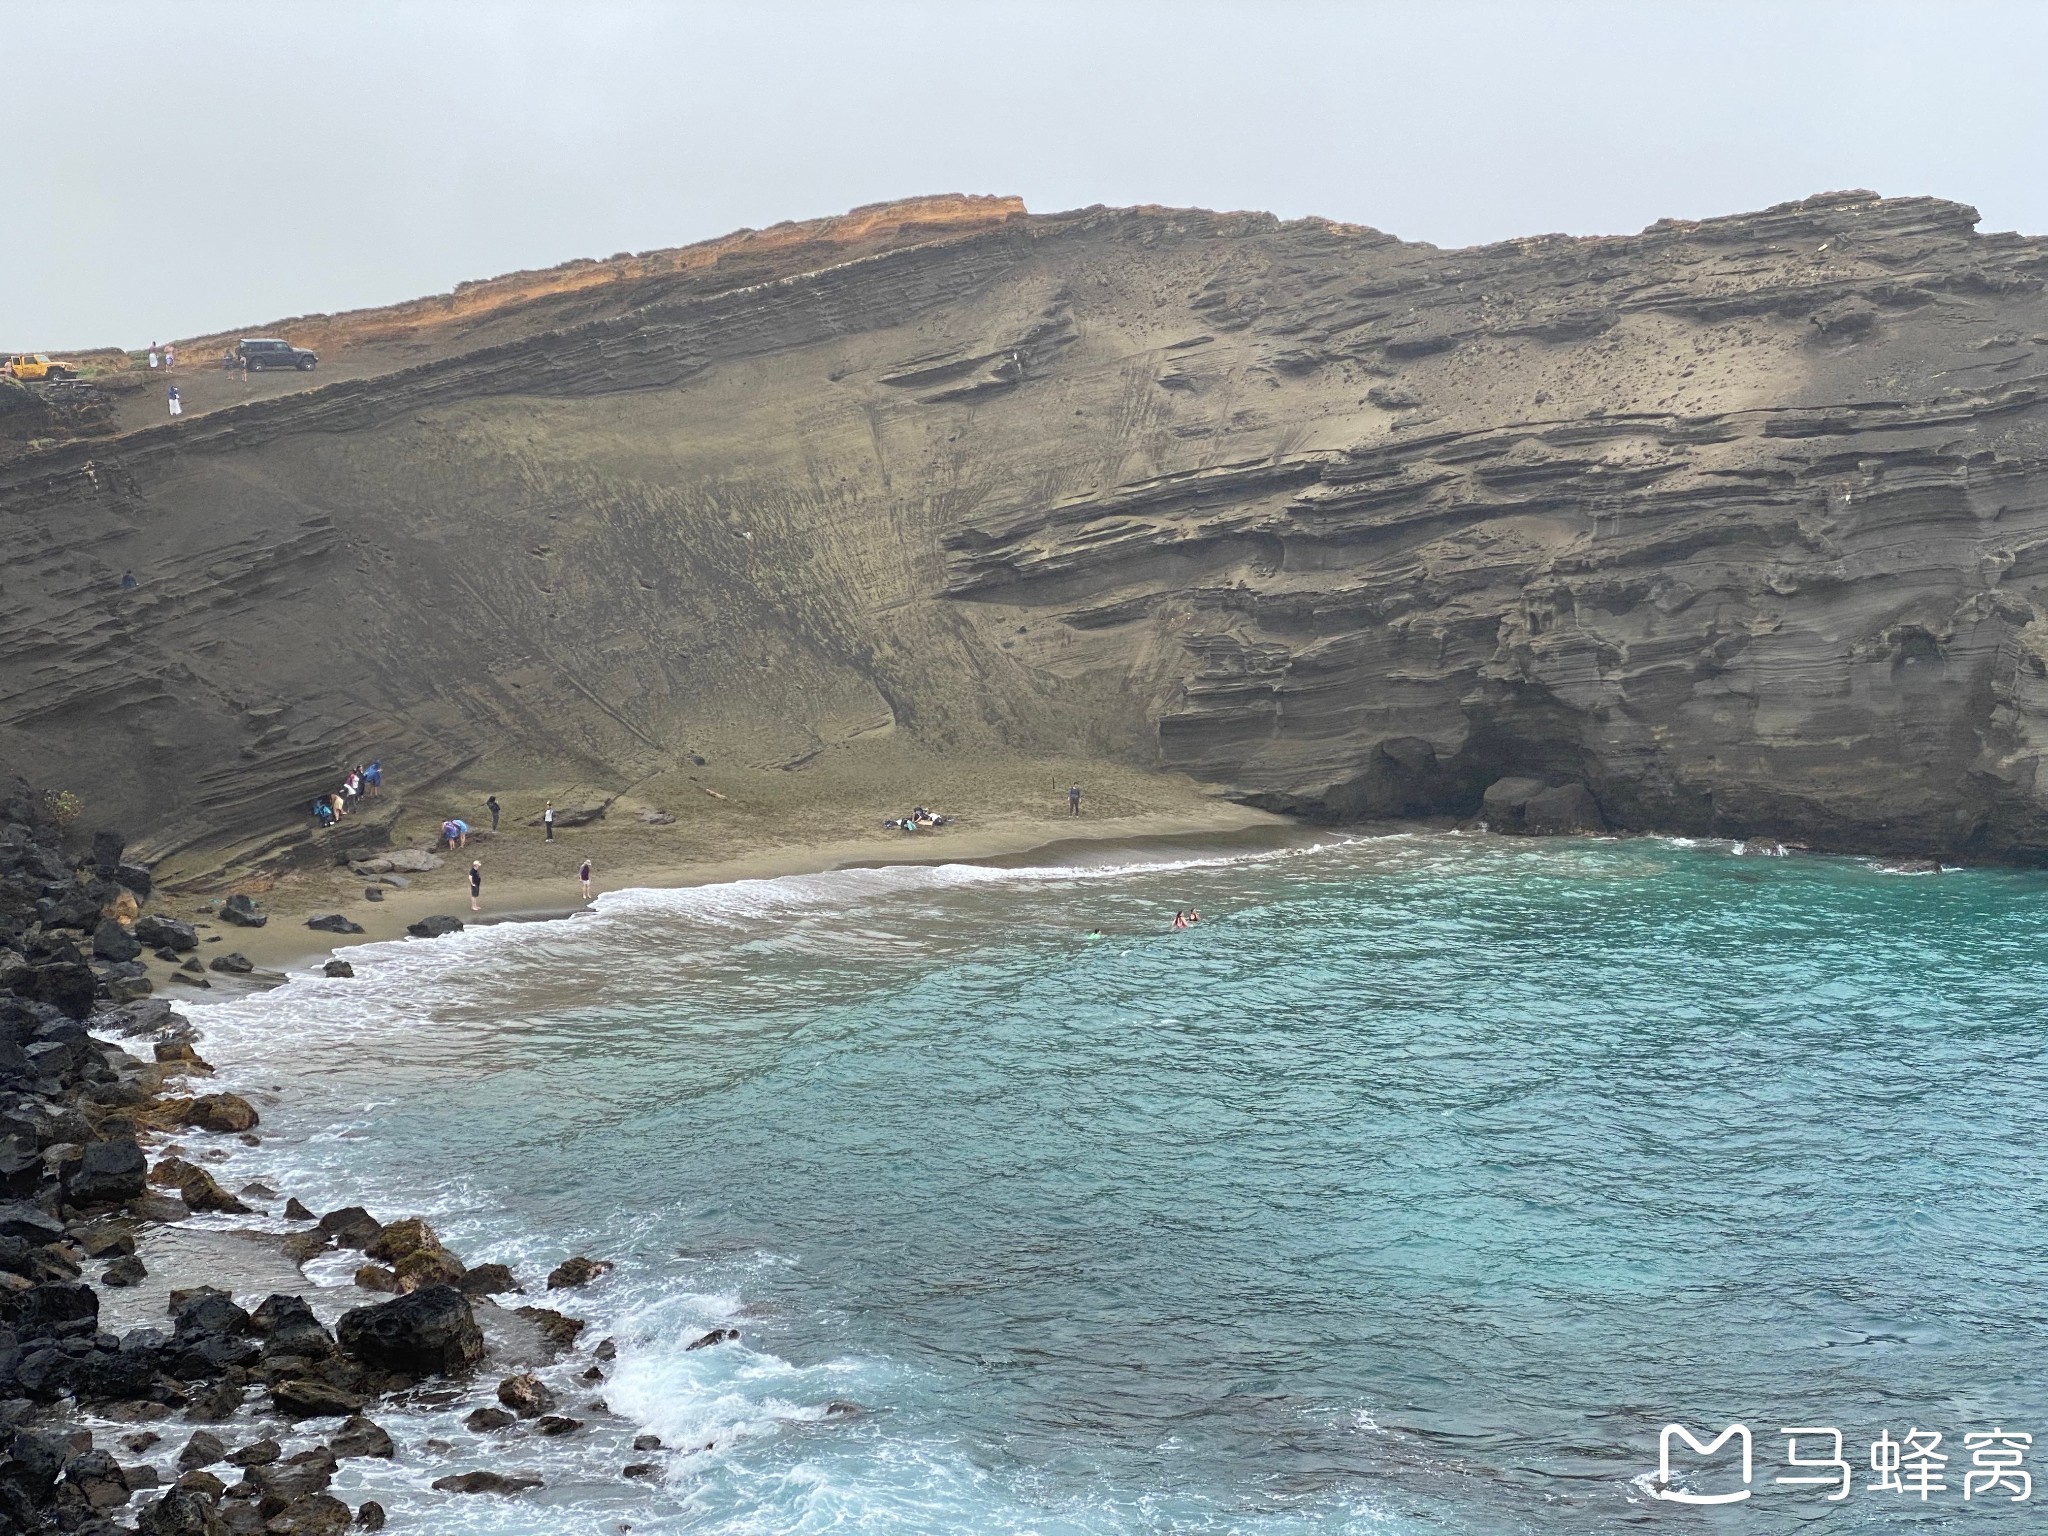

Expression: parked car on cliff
xmin=5 ymin=353 xmax=76 ymax=381
xmin=236 ymin=337 xmax=318 ymax=371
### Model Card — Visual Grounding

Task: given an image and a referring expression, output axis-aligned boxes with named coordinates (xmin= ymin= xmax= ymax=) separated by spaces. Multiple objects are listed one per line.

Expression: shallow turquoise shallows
xmin=183 ymin=834 xmax=2048 ymax=1532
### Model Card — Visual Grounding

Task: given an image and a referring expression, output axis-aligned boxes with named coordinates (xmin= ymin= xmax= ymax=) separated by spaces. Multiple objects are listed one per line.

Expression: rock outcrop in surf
xmin=9 ymin=190 xmax=2048 ymax=860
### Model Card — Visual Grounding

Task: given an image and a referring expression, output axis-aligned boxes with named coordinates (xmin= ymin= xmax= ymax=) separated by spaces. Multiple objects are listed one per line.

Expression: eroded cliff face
xmin=9 ymin=190 xmax=2048 ymax=863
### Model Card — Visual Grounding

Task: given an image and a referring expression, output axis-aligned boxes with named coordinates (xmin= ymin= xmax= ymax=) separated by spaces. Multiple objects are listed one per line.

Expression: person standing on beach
xmin=469 ymin=860 xmax=482 ymax=912
xmin=1068 ymin=783 xmax=1082 ymax=817
xmin=579 ymin=858 xmax=592 ymax=900
xmin=486 ymin=795 xmax=501 ymax=832
xmin=543 ymin=801 xmax=556 ymax=841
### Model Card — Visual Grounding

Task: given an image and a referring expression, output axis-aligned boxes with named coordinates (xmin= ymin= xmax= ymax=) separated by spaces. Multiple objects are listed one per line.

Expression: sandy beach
xmin=144 ymin=755 xmax=1288 ymax=980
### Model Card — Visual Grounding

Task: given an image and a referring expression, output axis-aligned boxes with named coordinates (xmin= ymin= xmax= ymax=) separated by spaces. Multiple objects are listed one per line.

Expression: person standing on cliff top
xmin=469 ymin=860 xmax=482 ymax=913
xmin=147 ymin=345 xmax=159 ymax=370
xmin=579 ymin=858 xmax=592 ymax=901
xmin=543 ymin=801 xmax=555 ymax=841
xmin=1069 ymin=783 xmax=1082 ymax=817
xmin=486 ymin=795 xmax=500 ymax=832
xmin=164 ymin=344 xmax=176 ymax=371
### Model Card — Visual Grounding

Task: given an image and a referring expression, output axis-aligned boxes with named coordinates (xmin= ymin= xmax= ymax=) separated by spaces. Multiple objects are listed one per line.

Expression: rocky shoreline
xmin=0 ymin=784 xmax=690 ymax=1535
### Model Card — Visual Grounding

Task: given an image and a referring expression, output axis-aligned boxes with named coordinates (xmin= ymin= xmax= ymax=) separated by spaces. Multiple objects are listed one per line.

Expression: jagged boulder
xmin=184 ymin=1093 xmax=259 ymax=1133
xmin=133 ymin=914 xmax=198 ymax=951
xmin=92 ymin=919 xmax=143 ymax=962
xmin=496 ymin=1373 xmax=556 ymax=1418
xmin=67 ymin=1133 xmax=147 ymax=1205
xmin=327 ymin=1414 xmax=393 ymax=1459
xmin=335 ymin=1285 xmax=484 ymax=1375
xmin=219 ymin=894 xmax=267 ymax=928
xmin=135 ymin=1486 xmax=231 ymax=1535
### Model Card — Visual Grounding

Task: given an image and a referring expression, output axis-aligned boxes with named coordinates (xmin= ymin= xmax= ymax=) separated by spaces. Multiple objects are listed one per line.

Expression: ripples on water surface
xmin=177 ymin=833 xmax=2048 ymax=1532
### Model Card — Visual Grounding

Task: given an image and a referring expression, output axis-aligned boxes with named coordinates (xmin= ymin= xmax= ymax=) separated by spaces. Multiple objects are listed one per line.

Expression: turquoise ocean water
xmin=170 ymin=832 xmax=2048 ymax=1532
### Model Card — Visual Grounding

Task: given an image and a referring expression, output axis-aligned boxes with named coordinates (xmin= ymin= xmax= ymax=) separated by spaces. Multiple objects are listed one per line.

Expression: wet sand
xmin=146 ymin=762 xmax=1286 ymax=980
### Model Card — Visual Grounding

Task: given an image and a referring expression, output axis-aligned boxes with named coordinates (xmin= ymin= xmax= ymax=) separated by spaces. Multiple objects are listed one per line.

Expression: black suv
xmin=236 ymin=337 xmax=318 ymax=372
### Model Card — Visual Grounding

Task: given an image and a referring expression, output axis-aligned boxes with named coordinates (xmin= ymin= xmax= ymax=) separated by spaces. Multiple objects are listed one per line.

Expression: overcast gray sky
xmin=9 ymin=0 xmax=2048 ymax=348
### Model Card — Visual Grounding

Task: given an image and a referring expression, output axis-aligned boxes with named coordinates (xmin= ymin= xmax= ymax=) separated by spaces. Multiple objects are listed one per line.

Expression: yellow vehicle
xmin=4 ymin=354 xmax=74 ymax=381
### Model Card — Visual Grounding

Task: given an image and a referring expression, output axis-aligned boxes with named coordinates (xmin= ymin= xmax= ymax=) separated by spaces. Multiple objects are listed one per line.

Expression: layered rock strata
xmin=9 ymin=191 xmax=2048 ymax=858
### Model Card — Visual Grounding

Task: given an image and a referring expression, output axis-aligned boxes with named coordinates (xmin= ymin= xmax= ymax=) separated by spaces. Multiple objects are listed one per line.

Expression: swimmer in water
xmin=1171 ymin=910 xmax=1189 ymax=930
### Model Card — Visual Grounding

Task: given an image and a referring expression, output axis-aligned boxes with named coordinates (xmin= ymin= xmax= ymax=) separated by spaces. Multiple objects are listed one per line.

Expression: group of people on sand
xmin=440 ymin=818 xmax=471 ymax=849
xmin=886 ymin=806 xmax=952 ymax=833
xmin=310 ymin=761 xmax=382 ymax=827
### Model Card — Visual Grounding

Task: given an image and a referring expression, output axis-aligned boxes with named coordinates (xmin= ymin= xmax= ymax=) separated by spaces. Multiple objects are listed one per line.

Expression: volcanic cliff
xmin=9 ymin=189 xmax=2048 ymax=865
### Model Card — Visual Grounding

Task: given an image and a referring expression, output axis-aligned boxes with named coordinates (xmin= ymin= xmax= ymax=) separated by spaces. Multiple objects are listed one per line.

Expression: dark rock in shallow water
xmin=184 ymin=1093 xmax=258 ymax=1133
xmin=183 ymin=1377 xmax=244 ymax=1422
xmin=219 ymin=894 xmax=266 ymax=928
xmin=305 ymin=915 xmax=364 ymax=935
xmin=431 ymin=1470 xmax=541 ymax=1495
xmin=323 ymin=959 xmax=354 ymax=978
xmin=512 ymin=1305 xmax=586 ymax=1353
xmin=535 ymin=1414 xmax=582 ymax=1436
xmin=686 ymin=1326 xmax=739 ymax=1351
xmin=317 ymin=1206 xmax=380 ymax=1248
xmin=178 ymin=1431 xmax=227 ymax=1470
xmin=103 ymin=1253 xmax=147 ymax=1286
xmin=327 ymin=1413 xmax=393 ymax=1459
xmin=464 ymin=1406 xmax=515 ymax=1432
xmin=225 ymin=1438 xmax=280 ymax=1468
xmin=171 ymin=1286 xmax=250 ymax=1337
xmin=456 ymin=1261 xmax=517 ymax=1296
xmin=207 ymin=952 xmax=252 ymax=975
xmin=404 ymin=914 xmax=464 ymax=939
xmin=546 ymin=1255 xmax=612 ymax=1289
xmin=631 ymin=1432 xmax=661 ymax=1451
xmin=250 ymin=1293 xmax=315 ymax=1335
xmin=336 ymin=1285 xmax=484 ymax=1375
xmin=284 ymin=1197 xmax=316 ymax=1222
xmin=496 ymin=1373 xmax=556 ymax=1418
xmin=623 ymin=1461 xmax=659 ymax=1479
xmin=363 ymin=1216 xmax=438 ymax=1264
xmin=356 ymin=1500 xmax=386 ymax=1529
xmin=273 ymin=1377 xmax=367 ymax=1419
